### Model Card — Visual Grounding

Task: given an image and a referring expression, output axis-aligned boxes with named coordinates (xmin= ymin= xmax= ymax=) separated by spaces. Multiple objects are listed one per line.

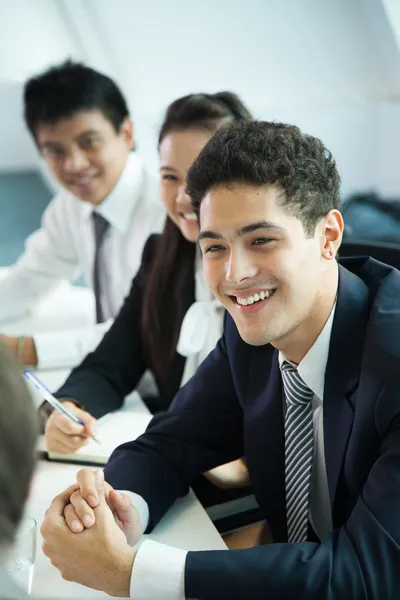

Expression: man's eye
xmin=252 ymin=237 xmax=274 ymax=246
xmin=45 ymin=147 xmax=63 ymax=157
xmin=205 ymin=245 xmax=224 ymax=253
xmin=83 ymin=138 xmax=99 ymax=148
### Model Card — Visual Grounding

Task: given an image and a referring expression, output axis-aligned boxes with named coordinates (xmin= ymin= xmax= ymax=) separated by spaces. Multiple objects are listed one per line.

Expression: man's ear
xmin=320 ymin=210 xmax=344 ymax=261
xmin=119 ymin=117 xmax=135 ymax=151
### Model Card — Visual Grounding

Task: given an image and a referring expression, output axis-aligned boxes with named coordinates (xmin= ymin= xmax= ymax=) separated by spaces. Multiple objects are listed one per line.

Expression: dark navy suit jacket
xmin=105 ymin=257 xmax=400 ymax=599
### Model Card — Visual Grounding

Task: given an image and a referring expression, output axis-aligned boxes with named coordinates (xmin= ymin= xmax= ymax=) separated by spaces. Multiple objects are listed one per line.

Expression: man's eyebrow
xmin=40 ymin=141 xmax=61 ymax=149
xmin=198 ymin=221 xmax=285 ymax=242
xmin=77 ymin=129 xmax=101 ymax=139
xmin=238 ymin=221 xmax=285 ymax=235
xmin=160 ymin=165 xmax=178 ymax=172
xmin=39 ymin=129 xmax=101 ymax=148
xmin=198 ymin=230 xmax=223 ymax=241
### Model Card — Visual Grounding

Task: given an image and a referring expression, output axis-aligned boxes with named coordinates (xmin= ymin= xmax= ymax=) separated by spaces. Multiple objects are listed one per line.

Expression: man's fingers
xmin=69 ymin=490 xmax=95 ymax=528
xmin=107 ymin=490 xmax=142 ymax=546
xmin=95 ymin=469 xmax=105 ymax=501
xmin=109 ymin=490 xmax=142 ymax=533
xmin=46 ymin=483 xmax=79 ymax=517
xmin=76 ymin=468 xmax=100 ymax=508
xmin=64 ymin=503 xmax=85 ymax=533
xmin=109 ymin=490 xmax=133 ymax=517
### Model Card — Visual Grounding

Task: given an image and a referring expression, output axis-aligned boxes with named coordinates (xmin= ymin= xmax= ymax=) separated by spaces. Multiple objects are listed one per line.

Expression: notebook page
xmin=48 ymin=411 xmax=153 ymax=465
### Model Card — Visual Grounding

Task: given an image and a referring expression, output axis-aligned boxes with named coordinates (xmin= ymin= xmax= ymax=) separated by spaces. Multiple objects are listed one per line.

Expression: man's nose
xmin=63 ymin=149 xmax=90 ymax=172
xmin=225 ymin=249 xmax=258 ymax=284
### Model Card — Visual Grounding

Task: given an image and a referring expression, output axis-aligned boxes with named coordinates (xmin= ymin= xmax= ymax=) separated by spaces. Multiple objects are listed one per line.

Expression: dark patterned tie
xmin=92 ymin=212 xmax=110 ymax=324
xmin=281 ymin=360 xmax=314 ymax=543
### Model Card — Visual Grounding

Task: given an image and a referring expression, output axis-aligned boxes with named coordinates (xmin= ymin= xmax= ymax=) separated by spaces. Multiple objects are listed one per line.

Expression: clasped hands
xmin=41 ymin=468 xmax=142 ymax=597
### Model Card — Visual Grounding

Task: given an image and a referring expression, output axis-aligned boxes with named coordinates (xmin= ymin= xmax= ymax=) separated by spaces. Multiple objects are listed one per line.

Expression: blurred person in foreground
xmin=0 ymin=343 xmax=38 ymax=599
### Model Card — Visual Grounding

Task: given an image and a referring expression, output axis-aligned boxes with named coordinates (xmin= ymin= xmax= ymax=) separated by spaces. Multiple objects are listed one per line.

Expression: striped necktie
xmin=92 ymin=212 xmax=110 ymax=324
xmin=281 ymin=360 xmax=314 ymax=543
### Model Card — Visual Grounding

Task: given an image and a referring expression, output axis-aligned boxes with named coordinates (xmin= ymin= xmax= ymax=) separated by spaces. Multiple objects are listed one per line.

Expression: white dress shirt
xmin=0 ymin=153 xmax=165 ymax=369
xmin=125 ymin=302 xmax=337 ymax=600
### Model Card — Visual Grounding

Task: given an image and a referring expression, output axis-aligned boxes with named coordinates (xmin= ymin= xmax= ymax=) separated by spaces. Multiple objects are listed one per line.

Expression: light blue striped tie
xmin=281 ymin=361 xmax=314 ymax=543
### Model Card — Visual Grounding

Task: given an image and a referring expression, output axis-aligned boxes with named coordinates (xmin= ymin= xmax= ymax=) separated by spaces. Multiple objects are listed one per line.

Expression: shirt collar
xmin=278 ymin=301 xmax=337 ymax=401
xmin=81 ymin=153 xmax=145 ymax=234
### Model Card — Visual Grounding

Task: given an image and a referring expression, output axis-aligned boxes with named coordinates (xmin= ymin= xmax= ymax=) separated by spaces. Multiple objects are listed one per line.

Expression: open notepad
xmin=47 ymin=411 xmax=153 ymax=465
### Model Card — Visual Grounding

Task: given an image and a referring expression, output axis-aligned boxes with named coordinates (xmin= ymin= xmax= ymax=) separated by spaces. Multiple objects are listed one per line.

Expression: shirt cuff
xmin=120 ymin=490 xmax=150 ymax=535
xmin=130 ymin=540 xmax=187 ymax=600
xmin=34 ymin=321 xmax=113 ymax=370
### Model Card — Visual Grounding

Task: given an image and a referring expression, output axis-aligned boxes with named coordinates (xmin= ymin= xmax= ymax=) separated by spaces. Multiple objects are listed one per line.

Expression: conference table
xmin=1 ymin=275 xmax=226 ymax=598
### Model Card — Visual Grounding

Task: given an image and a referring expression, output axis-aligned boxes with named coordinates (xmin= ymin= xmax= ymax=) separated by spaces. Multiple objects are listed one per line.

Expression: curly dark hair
xmin=187 ymin=120 xmax=341 ymax=237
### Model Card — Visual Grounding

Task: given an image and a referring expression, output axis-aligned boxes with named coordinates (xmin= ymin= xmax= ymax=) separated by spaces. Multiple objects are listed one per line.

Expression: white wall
xmin=0 ymin=0 xmax=78 ymax=83
xmin=0 ymin=0 xmax=80 ymax=171
xmin=375 ymin=104 xmax=400 ymax=197
xmin=1 ymin=0 xmax=400 ymax=199
xmin=0 ymin=82 xmax=37 ymax=170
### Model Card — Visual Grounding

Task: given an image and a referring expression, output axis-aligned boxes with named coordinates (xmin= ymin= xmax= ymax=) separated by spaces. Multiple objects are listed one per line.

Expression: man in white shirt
xmin=0 ymin=60 xmax=164 ymax=370
xmin=40 ymin=122 xmax=400 ymax=599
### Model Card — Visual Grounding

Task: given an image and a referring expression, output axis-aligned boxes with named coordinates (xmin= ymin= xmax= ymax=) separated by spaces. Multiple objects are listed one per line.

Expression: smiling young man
xmin=0 ymin=60 xmax=164 ymax=370
xmin=41 ymin=121 xmax=400 ymax=599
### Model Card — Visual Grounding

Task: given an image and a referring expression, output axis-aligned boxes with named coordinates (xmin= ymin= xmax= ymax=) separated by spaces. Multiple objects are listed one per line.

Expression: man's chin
xmin=72 ymin=191 xmax=103 ymax=206
xmin=235 ymin=325 xmax=271 ymax=347
xmin=64 ymin=182 xmax=103 ymax=205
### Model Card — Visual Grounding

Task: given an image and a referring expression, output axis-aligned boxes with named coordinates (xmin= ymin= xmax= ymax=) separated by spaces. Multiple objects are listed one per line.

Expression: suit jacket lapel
xmin=323 ymin=265 xmax=371 ymax=520
xmin=246 ymin=346 xmax=287 ymax=541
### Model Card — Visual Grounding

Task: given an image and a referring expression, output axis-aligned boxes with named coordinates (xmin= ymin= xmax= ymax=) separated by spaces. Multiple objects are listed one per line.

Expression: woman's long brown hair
xmin=141 ymin=92 xmax=252 ymax=381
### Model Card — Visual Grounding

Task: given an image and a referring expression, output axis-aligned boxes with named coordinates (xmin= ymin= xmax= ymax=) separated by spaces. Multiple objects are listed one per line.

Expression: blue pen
xmin=23 ymin=370 xmax=100 ymax=444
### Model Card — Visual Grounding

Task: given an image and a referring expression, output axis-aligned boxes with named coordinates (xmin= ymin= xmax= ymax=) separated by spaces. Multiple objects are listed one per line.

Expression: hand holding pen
xmin=23 ymin=370 xmax=100 ymax=454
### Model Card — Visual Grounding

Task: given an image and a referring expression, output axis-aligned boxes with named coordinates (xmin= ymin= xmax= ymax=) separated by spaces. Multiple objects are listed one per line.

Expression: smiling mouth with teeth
xmin=234 ymin=289 xmax=276 ymax=306
xmin=181 ymin=212 xmax=197 ymax=222
xmin=69 ymin=176 xmax=96 ymax=187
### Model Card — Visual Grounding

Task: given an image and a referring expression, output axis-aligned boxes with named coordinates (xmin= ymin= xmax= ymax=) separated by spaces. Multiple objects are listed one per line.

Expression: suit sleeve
xmin=53 ymin=235 xmax=159 ymax=418
xmin=184 ymin=379 xmax=400 ymax=600
xmin=104 ymin=333 xmax=244 ymax=529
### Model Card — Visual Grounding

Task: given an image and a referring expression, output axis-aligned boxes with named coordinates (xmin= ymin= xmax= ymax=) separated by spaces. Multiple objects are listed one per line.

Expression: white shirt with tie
xmin=124 ymin=303 xmax=336 ymax=599
xmin=0 ymin=153 xmax=165 ymax=369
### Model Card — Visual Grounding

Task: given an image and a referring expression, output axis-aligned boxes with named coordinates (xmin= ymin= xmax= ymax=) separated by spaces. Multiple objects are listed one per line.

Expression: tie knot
xmin=92 ymin=212 xmax=109 ymax=242
xmin=281 ymin=360 xmax=313 ymax=406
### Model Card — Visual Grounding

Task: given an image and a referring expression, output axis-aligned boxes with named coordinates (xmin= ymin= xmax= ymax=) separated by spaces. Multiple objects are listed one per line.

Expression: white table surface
xmin=27 ymin=460 xmax=226 ymax=599
xmin=0 ymin=276 xmax=226 ymax=597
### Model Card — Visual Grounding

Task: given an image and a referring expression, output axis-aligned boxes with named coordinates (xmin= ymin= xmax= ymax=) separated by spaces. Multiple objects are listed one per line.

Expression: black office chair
xmin=340 ymin=240 xmax=400 ymax=271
